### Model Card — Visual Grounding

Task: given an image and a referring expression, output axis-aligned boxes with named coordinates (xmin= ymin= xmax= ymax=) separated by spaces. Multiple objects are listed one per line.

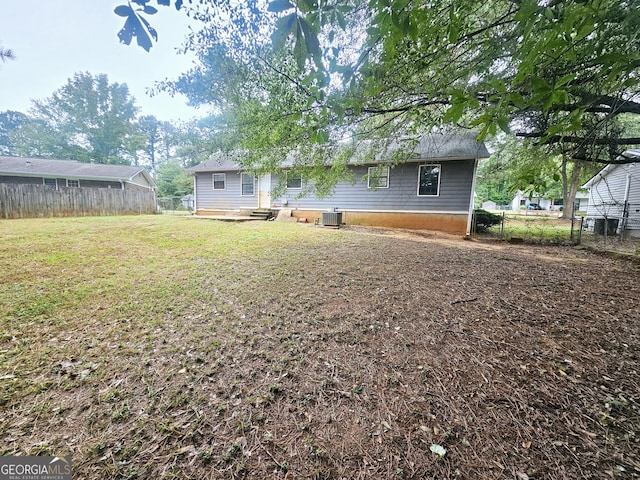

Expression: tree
xmin=156 ymin=158 xmax=193 ymax=197
xmin=137 ymin=115 xmax=161 ymax=171
xmin=117 ymin=0 xmax=640 ymax=172
xmin=13 ymin=72 xmax=140 ymax=164
xmin=477 ymin=135 xmax=602 ymax=217
xmin=0 ymin=110 xmax=29 ymax=156
xmin=0 ymin=46 xmax=14 ymax=63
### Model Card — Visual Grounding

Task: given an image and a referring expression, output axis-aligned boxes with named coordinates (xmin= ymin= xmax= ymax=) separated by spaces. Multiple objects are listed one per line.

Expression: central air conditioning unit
xmin=322 ymin=211 xmax=342 ymax=226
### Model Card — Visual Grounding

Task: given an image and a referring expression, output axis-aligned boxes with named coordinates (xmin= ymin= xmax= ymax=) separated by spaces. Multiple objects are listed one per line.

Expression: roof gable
xmin=582 ymin=149 xmax=640 ymax=188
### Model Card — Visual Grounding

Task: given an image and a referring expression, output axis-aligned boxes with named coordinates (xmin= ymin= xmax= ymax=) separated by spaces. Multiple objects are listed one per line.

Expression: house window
xmin=43 ymin=178 xmax=57 ymax=189
xmin=286 ymin=172 xmax=302 ymax=189
xmin=241 ymin=173 xmax=255 ymax=196
xmin=66 ymin=179 xmax=80 ymax=188
xmin=212 ymin=173 xmax=226 ymax=190
xmin=367 ymin=166 xmax=390 ymax=189
xmin=418 ymin=164 xmax=440 ymax=196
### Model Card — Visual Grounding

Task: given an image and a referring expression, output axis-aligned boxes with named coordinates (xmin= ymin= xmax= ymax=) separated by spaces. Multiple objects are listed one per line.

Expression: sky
xmin=0 ymin=1 xmax=204 ymax=122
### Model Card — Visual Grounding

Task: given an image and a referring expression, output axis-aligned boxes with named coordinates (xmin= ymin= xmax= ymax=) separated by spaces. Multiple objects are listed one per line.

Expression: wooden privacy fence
xmin=0 ymin=184 xmax=157 ymax=219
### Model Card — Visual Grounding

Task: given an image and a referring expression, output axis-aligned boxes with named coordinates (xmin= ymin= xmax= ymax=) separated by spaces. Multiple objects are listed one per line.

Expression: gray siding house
xmin=188 ymin=132 xmax=489 ymax=235
xmin=0 ymin=156 xmax=156 ymax=191
xmin=583 ymin=149 xmax=640 ymax=237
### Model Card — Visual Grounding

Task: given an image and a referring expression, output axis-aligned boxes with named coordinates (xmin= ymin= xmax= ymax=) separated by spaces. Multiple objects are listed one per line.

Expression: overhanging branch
xmin=516 ymin=133 xmax=640 ymax=146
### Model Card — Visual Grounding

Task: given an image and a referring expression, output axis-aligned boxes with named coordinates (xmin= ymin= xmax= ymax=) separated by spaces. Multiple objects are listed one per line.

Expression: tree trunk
xmin=560 ymin=158 xmax=583 ymax=219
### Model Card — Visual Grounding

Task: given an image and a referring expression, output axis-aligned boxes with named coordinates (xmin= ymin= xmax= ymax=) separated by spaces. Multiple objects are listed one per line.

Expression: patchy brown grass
xmin=1 ymin=216 xmax=639 ymax=479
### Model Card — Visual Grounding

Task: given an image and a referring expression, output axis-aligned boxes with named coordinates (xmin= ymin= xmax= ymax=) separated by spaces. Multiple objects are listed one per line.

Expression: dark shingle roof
xmin=187 ymin=131 xmax=490 ymax=173
xmin=0 ymin=156 xmax=155 ymax=186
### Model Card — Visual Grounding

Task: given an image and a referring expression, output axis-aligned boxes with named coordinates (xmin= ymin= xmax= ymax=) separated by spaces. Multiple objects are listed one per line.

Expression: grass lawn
xmin=1 ymin=216 xmax=639 ymax=479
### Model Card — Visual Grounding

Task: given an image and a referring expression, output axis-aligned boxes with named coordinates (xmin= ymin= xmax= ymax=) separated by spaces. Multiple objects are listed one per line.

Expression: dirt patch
xmin=1 ymin=221 xmax=639 ymax=479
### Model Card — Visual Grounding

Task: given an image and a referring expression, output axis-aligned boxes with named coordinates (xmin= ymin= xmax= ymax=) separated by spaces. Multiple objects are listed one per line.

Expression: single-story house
xmin=0 ymin=156 xmax=156 ymax=191
xmin=0 ymin=156 xmax=157 ymax=219
xmin=187 ymin=131 xmax=490 ymax=235
xmin=510 ymin=190 xmax=589 ymax=212
xmin=582 ymin=149 xmax=640 ymax=237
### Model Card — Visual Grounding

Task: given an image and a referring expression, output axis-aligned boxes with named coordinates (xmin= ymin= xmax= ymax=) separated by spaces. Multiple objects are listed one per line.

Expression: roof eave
xmin=0 ymin=170 xmax=149 ymax=184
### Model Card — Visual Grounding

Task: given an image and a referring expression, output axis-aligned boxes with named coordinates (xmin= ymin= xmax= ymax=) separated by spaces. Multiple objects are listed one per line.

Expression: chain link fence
xmin=472 ymin=210 xmax=580 ymax=244
xmin=157 ymin=195 xmax=194 ymax=215
xmin=473 ymin=206 xmax=640 ymax=255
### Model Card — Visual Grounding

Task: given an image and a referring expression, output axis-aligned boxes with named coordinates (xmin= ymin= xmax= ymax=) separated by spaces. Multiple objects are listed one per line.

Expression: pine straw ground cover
xmin=0 ymin=216 xmax=638 ymax=480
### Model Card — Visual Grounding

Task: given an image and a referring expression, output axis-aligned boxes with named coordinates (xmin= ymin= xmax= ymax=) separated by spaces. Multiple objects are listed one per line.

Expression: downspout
xmin=193 ymin=173 xmax=198 ymax=213
xmin=466 ymin=158 xmax=479 ymax=237
xmin=623 ymin=174 xmax=631 ymax=204
xmin=120 ymin=180 xmax=125 ymax=190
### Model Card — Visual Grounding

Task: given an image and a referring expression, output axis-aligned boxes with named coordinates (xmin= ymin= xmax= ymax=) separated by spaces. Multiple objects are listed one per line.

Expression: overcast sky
xmin=0 ymin=1 xmax=204 ymax=122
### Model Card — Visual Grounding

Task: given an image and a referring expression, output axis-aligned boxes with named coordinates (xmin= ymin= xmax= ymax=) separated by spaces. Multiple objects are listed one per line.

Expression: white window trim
xmin=367 ymin=166 xmax=390 ymax=189
xmin=286 ymin=172 xmax=302 ymax=190
xmin=212 ymin=173 xmax=226 ymax=190
xmin=417 ymin=164 xmax=441 ymax=197
xmin=66 ymin=179 xmax=80 ymax=188
xmin=240 ymin=173 xmax=255 ymax=197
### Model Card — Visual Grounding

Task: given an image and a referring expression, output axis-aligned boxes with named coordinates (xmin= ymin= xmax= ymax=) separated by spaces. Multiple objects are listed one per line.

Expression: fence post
xmin=621 ymin=201 xmax=629 ymax=241
xmin=500 ymin=212 xmax=505 ymax=239
xmin=570 ymin=215 xmax=575 ymax=241
xmin=577 ymin=217 xmax=584 ymax=245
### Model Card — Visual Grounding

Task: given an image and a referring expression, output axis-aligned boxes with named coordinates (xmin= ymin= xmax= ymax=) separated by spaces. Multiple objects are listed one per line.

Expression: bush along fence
xmin=0 ymin=183 xmax=157 ymax=219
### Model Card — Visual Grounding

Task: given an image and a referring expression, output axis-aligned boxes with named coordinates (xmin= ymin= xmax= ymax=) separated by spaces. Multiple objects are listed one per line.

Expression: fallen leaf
xmin=522 ymin=441 xmax=532 ymax=449
xmin=430 ymin=444 xmax=446 ymax=457
xmin=175 ymin=445 xmax=196 ymax=455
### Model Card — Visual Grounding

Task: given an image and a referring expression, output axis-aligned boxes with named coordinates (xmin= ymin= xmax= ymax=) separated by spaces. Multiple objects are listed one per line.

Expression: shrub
xmin=473 ymin=209 xmax=502 ymax=233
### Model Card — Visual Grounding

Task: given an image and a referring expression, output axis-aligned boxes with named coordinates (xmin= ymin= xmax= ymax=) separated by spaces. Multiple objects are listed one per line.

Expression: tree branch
xmin=516 ymin=133 xmax=640 ymax=146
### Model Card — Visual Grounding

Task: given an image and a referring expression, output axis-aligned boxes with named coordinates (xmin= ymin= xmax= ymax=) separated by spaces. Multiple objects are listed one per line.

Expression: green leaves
xmin=114 ymin=5 xmax=132 ymax=17
xmin=268 ymin=1 xmax=322 ymax=71
xmin=125 ymin=0 xmax=640 ymax=170
xmin=13 ymin=73 xmax=141 ymax=165
xmin=267 ymin=0 xmax=295 ymax=13
xmin=114 ymin=0 xmax=170 ymax=52
xmin=271 ymin=13 xmax=297 ymax=51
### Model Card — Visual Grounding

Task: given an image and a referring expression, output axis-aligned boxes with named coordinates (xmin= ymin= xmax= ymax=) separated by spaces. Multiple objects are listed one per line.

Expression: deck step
xmin=250 ymin=209 xmax=275 ymax=220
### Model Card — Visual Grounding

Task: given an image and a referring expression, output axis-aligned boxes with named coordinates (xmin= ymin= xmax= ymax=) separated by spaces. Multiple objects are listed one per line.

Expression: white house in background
xmin=583 ymin=149 xmax=640 ymax=237
xmin=510 ymin=190 xmax=589 ymax=212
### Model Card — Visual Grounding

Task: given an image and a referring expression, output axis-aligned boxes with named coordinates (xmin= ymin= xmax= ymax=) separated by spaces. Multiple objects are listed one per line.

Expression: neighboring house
xmin=181 ymin=194 xmax=195 ymax=211
xmin=510 ymin=190 xmax=589 ymax=212
xmin=0 ymin=156 xmax=156 ymax=191
xmin=0 ymin=156 xmax=157 ymax=219
xmin=583 ymin=150 xmax=640 ymax=237
xmin=187 ymin=131 xmax=490 ymax=235
xmin=481 ymin=200 xmax=497 ymax=210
